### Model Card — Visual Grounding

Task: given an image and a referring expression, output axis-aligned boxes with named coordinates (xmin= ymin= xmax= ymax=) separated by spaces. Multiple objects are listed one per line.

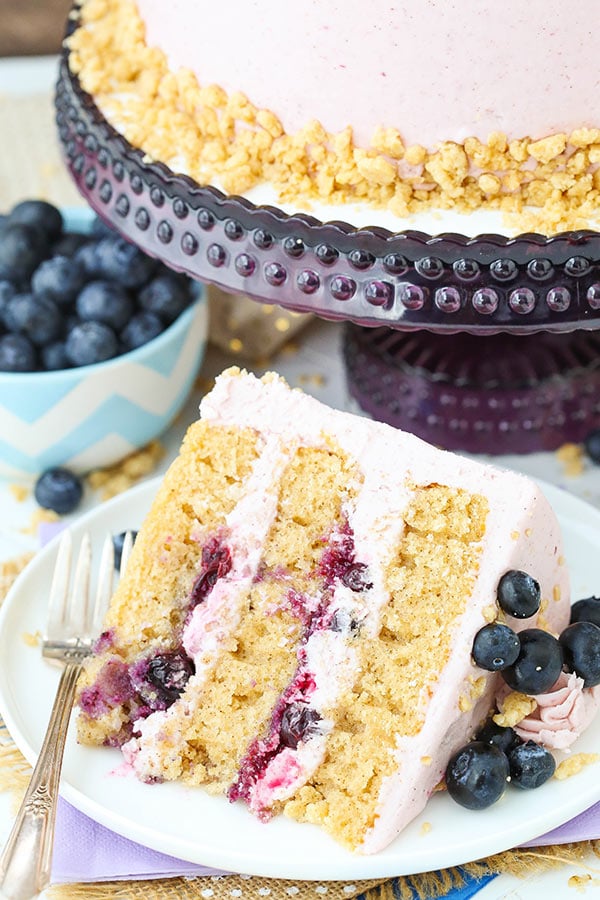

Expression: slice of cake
xmin=76 ymin=367 xmax=571 ymax=853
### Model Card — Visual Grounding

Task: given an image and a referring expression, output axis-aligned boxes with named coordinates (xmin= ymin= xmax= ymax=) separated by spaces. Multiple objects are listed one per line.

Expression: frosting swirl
xmin=514 ymin=671 xmax=600 ymax=750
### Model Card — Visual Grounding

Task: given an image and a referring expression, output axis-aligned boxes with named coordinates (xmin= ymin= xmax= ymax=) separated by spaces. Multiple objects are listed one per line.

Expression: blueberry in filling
xmin=279 ymin=702 xmax=322 ymax=749
xmin=190 ymin=537 xmax=232 ymax=608
xmin=132 ymin=650 xmax=195 ymax=710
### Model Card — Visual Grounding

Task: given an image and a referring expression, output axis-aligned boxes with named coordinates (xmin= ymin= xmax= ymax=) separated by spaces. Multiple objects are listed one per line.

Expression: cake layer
xmin=67 ymin=0 xmax=600 ymax=233
xmin=76 ymin=368 xmax=571 ymax=853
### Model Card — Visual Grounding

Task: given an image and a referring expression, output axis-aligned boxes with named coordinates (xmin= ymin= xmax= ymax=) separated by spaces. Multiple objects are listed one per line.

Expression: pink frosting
xmin=136 ymin=0 xmax=600 ymax=149
xmin=514 ymin=672 xmax=600 ymax=751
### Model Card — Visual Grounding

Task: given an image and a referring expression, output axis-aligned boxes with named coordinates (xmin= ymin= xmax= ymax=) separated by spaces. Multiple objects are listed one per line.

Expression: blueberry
xmin=146 ymin=651 xmax=195 ymax=705
xmin=559 ymin=621 xmax=600 ymax=687
xmin=570 ymin=596 xmax=600 ymax=628
xmin=138 ymin=273 xmax=192 ymax=323
xmin=445 ymin=741 xmax=509 ymax=810
xmin=112 ymin=530 xmax=138 ymax=570
xmin=65 ymin=321 xmax=118 ymax=366
xmin=34 ymin=467 xmax=83 ymax=514
xmin=501 ymin=628 xmax=563 ymax=694
xmin=0 ymin=279 xmax=17 ymax=323
xmin=9 ymin=199 xmax=63 ymax=241
xmin=120 ymin=312 xmax=164 ymax=350
xmin=52 ymin=232 xmax=90 ymax=258
xmin=507 ymin=740 xmax=556 ymax=789
xmin=76 ymin=280 xmax=134 ymax=330
xmin=475 ymin=720 xmax=521 ymax=755
xmin=31 ymin=255 xmax=86 ymax=306
xmin=74 ymin=240 xmax=102 ymax=276
xmin=4 ymin=294 xmax=63 ymax=346
xmin=0 ymin=333 xmax=37 ymax=371
xmin=95 ymin=236 xmax=157 ymax=288
xmin=0 ymin=222 xmax=48 ymax=282
xmin=472 ymin=623 xmax=520 ymax=671
xmin=340 ymin=562 xmax=373 ymax=592
xmin=279 ymin=703 xmax=322 ymax=749
xmin=41 ymin=340 xmax=71 ymax=371
xmin=583 ymin=428 xmax=600 ymax=464
xmin=497 ymin=570 xmax=541 ymax=619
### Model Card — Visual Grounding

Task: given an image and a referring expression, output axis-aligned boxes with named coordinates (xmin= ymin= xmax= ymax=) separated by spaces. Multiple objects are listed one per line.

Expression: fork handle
xmin=0 ymin=663 xmax=82 ymax=900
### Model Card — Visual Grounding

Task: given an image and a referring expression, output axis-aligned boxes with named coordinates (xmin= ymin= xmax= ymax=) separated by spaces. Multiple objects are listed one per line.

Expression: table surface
xmin=0 ymin=54 xmax=599 ymax=899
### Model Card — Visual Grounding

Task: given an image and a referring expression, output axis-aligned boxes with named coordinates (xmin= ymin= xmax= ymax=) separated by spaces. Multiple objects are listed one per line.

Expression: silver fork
xmin=0 ymin=529 xmax=133 ymax=900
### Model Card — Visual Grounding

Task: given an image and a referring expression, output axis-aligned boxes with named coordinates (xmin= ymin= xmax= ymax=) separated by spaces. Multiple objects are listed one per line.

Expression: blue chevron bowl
xmin=0 ymin=204 xmax=208 ymax=480
xmin=0 ymin=293 xmax=208 ymax=480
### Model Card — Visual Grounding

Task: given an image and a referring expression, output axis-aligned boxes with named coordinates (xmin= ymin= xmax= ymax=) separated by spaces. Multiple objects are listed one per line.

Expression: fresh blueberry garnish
xmin=76 ymin=280 xmax=134 ymax=331
xmin=112 ymin=530 xmax=138 ymax=570
xmin=279 ymin=702 xmax=322 ymax=749
xmin=31 ymin=254 xmax=86 ymax=306
xmin=475 ymin=720 xmax=521 ymax=755
xmin=570 ymin=596 xmax=600 ymax=629
xmin=65 ymin=320 xmax=118 ymax=366
xmin=501 ymin=628 xmax=563 ymax=694
xmin=34 ymin=467 xmax=83 ymax=514
xmin=559 ymin=621 xmax=600 ymax=687
xmin=583 ymin=428 xmax=600 ymax=464
xmin=0 ymin=333 xmax=37 ymax=372
xmin=9 ymin=199 xmax=63 ymax=241
xmin=472 ymin=623 xmax=520 ymax=671
xmin=497 ymin=570 xmax=541 ymax=619
xmin=507 ymin=740 xmax=556 ymax=789
xmin=445 ymin=741 xmax=509 ymax=810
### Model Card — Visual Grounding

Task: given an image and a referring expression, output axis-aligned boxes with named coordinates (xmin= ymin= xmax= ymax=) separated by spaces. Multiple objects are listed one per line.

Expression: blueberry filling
xmin=189 ymin=537 xmax=232 ymax=608
xmin=80 ymin=648 xmax=195 ymax=736
xmin=130 ymin=650 xmax=195 ymax=711
xmin=279 ymin=702 xmax=322 ymax=749
xmin=79 ymin=658 xmax=135 ymax=718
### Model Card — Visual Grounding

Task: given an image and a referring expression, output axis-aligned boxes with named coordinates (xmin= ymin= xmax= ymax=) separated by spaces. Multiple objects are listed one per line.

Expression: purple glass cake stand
xmin=55 ymin=39 xmax=600 ymax=453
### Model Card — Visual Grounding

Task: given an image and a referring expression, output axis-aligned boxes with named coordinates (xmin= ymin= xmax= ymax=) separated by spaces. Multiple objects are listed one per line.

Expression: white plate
xmin=1 ymin=476 xmax=600 ymax=881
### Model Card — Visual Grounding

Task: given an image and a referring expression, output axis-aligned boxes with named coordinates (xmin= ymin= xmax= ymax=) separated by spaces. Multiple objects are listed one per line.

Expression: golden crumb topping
xmin=68 ymin=0 xmax=600 ymax=234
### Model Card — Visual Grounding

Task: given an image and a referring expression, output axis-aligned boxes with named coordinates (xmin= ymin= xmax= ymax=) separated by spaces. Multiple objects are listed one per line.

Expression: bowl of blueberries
xmin=0 ymin=199 xmax=208 ymax=480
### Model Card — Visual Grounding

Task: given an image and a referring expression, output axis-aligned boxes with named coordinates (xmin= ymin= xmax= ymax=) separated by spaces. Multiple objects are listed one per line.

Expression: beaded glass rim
xmin=56 ymin=39 xmax=600 ymax=334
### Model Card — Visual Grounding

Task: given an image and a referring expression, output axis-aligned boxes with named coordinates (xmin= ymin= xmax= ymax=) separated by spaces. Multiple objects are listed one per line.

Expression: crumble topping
xmin=68 ymin=0 xmax=600 ymax=234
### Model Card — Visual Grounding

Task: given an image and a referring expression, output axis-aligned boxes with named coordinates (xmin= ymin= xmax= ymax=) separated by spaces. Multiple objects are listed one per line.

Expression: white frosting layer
xmin=136 ymin=0 xmax=600 ymax=149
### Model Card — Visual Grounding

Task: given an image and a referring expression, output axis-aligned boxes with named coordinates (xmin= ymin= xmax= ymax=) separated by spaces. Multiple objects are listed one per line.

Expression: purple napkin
xmin=52 ymin=798 xmax=230 ymax=883
xmin=50 ymin=795 xmax=600 ymax=883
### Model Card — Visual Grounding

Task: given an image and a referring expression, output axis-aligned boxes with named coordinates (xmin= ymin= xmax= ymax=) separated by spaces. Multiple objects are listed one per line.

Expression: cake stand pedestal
xmin=55 ymin=51 xmax=600 ymax=454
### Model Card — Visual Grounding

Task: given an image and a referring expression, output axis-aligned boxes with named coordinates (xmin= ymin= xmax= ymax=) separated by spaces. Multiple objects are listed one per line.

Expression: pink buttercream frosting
xmin=513 ymin=672 xmax=600 ymax=751
xmin=137 ymin=0 xmax=600 ymax=149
